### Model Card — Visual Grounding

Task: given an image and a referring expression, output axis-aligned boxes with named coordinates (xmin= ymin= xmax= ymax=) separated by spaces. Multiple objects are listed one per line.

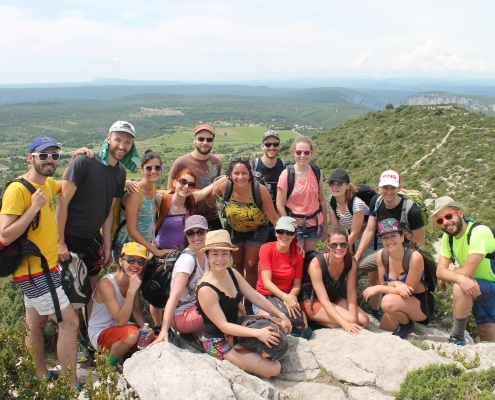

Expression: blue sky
xmin=1 ymin=0 xmax=494 ymax=84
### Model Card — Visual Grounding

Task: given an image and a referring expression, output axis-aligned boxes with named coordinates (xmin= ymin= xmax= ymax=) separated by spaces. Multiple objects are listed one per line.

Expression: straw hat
xmin=200 ymin=230 xmax=239 ymax=252
xmin=430 ymin=196 xmax=466 ymax=219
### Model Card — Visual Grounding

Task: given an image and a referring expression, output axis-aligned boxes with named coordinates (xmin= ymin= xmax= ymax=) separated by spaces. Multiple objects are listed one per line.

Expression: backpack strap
xmin=251 ymin=179 xmax=263 ymax=210
xmin=155 ymin=193 xmax=172 ymax=232
xmin=448 ymin=222 xmax=490 ymax=264
xmin=382 ymin=247 xmax=415 ymax=279
xmin=286 ymin=164 xmax=296 ymax=199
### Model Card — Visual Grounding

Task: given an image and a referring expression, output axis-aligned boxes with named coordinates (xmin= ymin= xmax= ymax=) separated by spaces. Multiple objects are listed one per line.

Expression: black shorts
xmin=413 ymin=291 xmax=435 ymax=325
xmin=64 ymin=233 xmax=104 ymax=276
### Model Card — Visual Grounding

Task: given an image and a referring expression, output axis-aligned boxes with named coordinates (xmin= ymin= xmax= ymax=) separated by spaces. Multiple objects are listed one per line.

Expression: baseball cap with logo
xmin=121 ymin=242 xmax=150 ymax=259
xmin=29 ymin=136 xmax=61 ymax=153
xmin=262 ymin=130 xmax=280 ymax=142
xmin=193 ymin=123 xmax=215 ymax=136
xmin=109 ymin=121 xmax=136 ymax=137
xmin=379 ymin=170 xmax=400 ymax=187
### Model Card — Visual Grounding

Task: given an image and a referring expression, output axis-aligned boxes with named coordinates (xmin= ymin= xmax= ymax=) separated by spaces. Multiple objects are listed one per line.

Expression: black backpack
xmin=448 ymin=222 xmax=495 ymax=265
xmin=382 ymin=245 xmax=437 ymax=292
xmin=329 ymin=183 xmax=377 ymax=221
xmin=140 ymin=247 xmax=197 ymax=309
xmin=0 ymin=178 xmax=40 ymax=277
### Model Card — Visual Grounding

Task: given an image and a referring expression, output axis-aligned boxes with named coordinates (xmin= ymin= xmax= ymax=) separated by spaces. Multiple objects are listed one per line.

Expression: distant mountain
xmin=401 ymin=92 xmax=495 ymax=112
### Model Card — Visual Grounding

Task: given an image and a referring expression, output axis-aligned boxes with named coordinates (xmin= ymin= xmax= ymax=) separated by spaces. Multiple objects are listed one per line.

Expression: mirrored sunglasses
xmin=125 ymin=257 xmax=147 ymax=266
xmin=329 ymin=242 xmax=348 ymax=249
xmin=294 ymin=150 xmax=312 ymax=156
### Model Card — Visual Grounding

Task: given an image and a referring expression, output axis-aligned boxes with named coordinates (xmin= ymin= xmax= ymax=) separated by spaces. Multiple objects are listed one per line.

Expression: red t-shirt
xmin=256 ymin=242 xmax=303 ymax=296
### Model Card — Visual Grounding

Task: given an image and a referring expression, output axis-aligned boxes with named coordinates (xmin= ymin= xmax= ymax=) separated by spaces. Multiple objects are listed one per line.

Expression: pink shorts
xmin=97 ymin=324 xmax=140 ymax=351
xmin=174 ymin=305 xmax=203 ymax=334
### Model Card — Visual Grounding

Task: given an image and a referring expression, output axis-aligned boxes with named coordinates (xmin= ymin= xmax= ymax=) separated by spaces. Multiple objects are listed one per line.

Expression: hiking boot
xmin=448 ymin=335 xmax=467 ymax=346
xmin=370 ymin=308 xmax=384 ymax=322
xmin=392 ymin=320 xmax=415 ymax=339
xmin=77 ymin=340 xmax=89 ymax=363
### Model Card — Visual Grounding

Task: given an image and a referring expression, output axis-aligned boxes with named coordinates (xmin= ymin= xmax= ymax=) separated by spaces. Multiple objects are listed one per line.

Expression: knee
xmin=261 ymin=361 xmax=281 ymax=378
xmin=380 ymin=296 xmax=397 ymax=313
xmin=124 ymin=330 xmax=140 ymax=347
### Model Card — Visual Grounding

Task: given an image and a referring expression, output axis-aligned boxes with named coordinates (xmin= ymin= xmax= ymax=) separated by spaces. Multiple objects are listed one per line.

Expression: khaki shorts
xmin=24 ymin=286 xmax=71 ymax=316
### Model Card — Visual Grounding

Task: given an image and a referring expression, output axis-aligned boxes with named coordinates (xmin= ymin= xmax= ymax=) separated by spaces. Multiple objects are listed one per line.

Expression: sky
xmin=1 ymin=0 xmax=495 ymax=85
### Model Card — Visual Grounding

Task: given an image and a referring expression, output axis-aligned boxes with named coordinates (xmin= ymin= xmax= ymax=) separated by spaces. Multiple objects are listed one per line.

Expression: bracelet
xmin=382 ymin=281 xmax=388 ymax=286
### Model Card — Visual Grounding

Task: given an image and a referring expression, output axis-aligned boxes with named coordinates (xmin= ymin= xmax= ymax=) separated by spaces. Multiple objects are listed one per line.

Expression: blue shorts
xmin=296 ymin=224 xmax=322 ymax=244
xmin=473 ymin=279 xmax=495 ymax=324
xmin=226 ymin=224 xmax=268 ymax=248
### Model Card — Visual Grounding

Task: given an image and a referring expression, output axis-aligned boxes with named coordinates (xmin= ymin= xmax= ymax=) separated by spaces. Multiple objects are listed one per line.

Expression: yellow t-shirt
xmin=1 ymin=178 xmax=60 ymax=277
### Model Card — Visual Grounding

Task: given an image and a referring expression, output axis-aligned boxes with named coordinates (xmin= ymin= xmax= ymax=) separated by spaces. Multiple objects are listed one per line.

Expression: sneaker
xmin=370 ymin=308 xmax=384 ymax=322
xmin=290 ymin=327 xmax=303 ymax=337
xmin=448 ymin=335 xmax=467 ymax=346
xmin=77 ymin=341 xmax=89 ymax=363
xmin=392 ymin=320 xmax=415 ymax=339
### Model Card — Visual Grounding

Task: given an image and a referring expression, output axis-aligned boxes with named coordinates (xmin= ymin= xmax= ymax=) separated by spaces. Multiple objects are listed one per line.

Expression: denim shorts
xmin=296 ymin=224 xmax=322 ymax=244
xmin=226 ymin=224 xmax=269 ymax=248
xmin=473 ymin=279 xmax=495 ymax=324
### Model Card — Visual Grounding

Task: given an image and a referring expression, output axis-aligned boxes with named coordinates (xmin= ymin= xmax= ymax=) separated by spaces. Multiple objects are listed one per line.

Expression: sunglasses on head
xmin=232 ymin=156 xmax=249 ymax=163
xmin=329 ymin=242 xmax=348 ymax=249
xmin=178 ymin=178 xmax=196 ymax=188
xmin=185 ymin=228 xmax=207 ymax=238
xmin=275 ymin=229 xmax=295 ymax=236
xmin=145 ymin=165 xmax=162 ymax=172
xmin=263 ymin=142 xmax=280 ymax=148
xmin=435 ymin=210 xmax=459 ymax=225
xmin=124 ymin=257 xmax=147 ymax=266
xmin=197 ymin=136 xmax=214 ymax=143
xmin=294 ymin=150 xmax=312 ymax=156
xmin=31 ymin=152 xmax=60 ymax=161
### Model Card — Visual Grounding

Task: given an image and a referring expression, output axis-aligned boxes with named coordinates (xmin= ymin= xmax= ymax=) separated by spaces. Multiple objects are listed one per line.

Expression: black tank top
xmin=196 ymin=268 xmax=243 ymax=338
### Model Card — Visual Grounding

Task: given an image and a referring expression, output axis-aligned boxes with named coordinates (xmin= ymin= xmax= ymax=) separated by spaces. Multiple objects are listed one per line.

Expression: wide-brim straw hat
xmin=200 ymin=230 xmax=239 ymax=252
xmin=430 ymin=196 xmax=467 ymax=219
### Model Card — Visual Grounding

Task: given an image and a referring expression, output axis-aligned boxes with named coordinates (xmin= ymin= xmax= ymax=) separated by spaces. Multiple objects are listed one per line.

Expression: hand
xmin=128 ymin=274 xmax=142 ymax=294
xmin=363 ymin=285 xmax=381 ymax=300
xmin=343 ymin=321 xmax=364 ymax=334
xmin=58 ymin=241 xmax=70 ymax=262
xmin=256 ymin=325 xmax=280 ymax=348
xmin=458 ymin=275 xmax=480 ymax=296
xmin=393 ymin=281 xmax=414 ymax=298
xmin=283 ymin=295 xmax=301 ymax=319
xmin=439 ymin=279 xmax=447 ymax=292
xmin=154 ymin=248 xmax=172 ymax=258
xmin=31 ymin=189 xmax=47 ymax=211
xmin=126 ymin=180 xmax=140 ymax=193
xmin=279 ymin=316 xmax=292 ymax=334
xmin=74 ymin=147 xmax=94 ymax=158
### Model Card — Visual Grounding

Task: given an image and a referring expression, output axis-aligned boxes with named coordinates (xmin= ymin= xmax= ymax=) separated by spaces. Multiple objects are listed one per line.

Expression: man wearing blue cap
xmin=0 ymin=136 xmax=81 ymax=388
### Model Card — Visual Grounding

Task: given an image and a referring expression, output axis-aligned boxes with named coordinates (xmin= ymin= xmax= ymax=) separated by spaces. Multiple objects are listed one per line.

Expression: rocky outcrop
xmin=402 ymin=93 xmax=495 ymax=111
xmin=122 ymin=322 xmax=495 ymax=400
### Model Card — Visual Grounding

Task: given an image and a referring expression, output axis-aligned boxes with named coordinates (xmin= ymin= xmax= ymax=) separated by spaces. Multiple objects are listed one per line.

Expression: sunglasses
xmin=178 ymin=178 xmax=196 ymax=188
xmin=185 ymin=228 xmax=207 ymax=238
xmin=275 ymin=229 xmax=295 ymax=236
xmin=294 ymin=150 xmax=312 ymax=156
xmin=263 ymin=142 xmax=280 ymax=148
xmin=31 ymin=152 xmax=60 ymax=161
xmin=232 ymin=156 xmax=249 ymax=162
xmin=435 ymin=210 xmax=459 ymax=225
xmin=124 ymin=257 xmax=147 ymax=266
xmin=145 ymin=165 xmax=162 ymax=172
xmin=329 ymin=242 xmax=348 ymax=249
xmin=197 ymin=136 xmax=214 ymax=143
xmin=329 ymin=181 xmax=344 ymax=188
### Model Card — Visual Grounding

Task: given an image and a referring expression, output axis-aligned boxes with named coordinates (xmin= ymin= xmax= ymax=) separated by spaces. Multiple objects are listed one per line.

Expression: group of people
xmin=1 ymin=121 xmax=494 ymax=385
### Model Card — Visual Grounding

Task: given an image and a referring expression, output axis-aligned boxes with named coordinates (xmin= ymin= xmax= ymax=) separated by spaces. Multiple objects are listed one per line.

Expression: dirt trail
xmin=402 ymin=125 xmax=456 ymax=175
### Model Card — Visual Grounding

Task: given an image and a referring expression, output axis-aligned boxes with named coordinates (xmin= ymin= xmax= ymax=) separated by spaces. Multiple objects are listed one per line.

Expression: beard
xmin=441 ymin=218 xmax=464 ymax=237
xmin=33 ymin=162 xmax=56 ymax=177
xmin=108 ymin=143 xmax=130 ymax=161
xmin=195 ymin=143 xmax=212 ymax=155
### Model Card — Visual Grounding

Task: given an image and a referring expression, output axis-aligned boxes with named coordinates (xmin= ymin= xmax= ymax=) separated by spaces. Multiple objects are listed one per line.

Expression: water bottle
xmin=137 ymin=323 xmax=151 ymax=349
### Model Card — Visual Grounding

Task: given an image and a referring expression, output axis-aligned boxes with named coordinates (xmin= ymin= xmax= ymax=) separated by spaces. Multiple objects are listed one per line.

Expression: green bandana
xmin=98 ymin=140 xmax=140 ymax=173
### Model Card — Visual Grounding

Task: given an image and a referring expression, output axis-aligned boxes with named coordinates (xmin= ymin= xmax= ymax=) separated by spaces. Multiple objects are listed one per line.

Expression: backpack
xmin=285 ymin=163 xmax=322 ymax=221
xmin=59 ymin=252 xmax=91 ymax=309
xmin=140 ymin=247 xmax=197 ymax=308
xmin=111 ymin=190 xmax=145 ymax=249
xmin=381 ymin=245 xmax=437 ymax=292
xmin=0 ymin=178 xmax=64 ymax=322
xmin=0 ymin=178 xmax=40 ymax=277
xmin=155 ymin=192 xmax=195 ymax=234
xmin=374 ymin=190 xmax=430 ymax=235
xmin=220 ymin=174 xmax=266 ymax=219
xmin=448 ymin=222 xmax=495 ymax=265
xmin=329 ymin=183 xmax=378 ymax=221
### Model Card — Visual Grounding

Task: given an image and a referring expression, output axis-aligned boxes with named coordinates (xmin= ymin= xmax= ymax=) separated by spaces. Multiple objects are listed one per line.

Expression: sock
xmin=107 ymin=353 xmax=119 ymax=367
xmin=451 ymin=316 xmax=468 ymax=339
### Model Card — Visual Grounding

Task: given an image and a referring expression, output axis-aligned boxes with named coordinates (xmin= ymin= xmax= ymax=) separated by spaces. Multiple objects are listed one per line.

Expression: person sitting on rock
xmin=88 ymin=242 xmax=154 ymax=367
xmin=363 ymin=218 xmax=434 ymax=339
xmin=300 ymin=228 xmax=369 ymax=333
xmin=196 ymin=230 xmax=291 ymax=378
xmin=255 ymin=216 xmax=312 ymax=339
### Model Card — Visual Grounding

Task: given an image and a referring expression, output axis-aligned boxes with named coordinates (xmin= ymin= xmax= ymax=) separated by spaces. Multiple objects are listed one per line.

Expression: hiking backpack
xmin=59 ymin=252 xmax=91 ymax=309
xmin=155 ymin=192 xmax=195 ymax=234
xmin=285 ymin=163 xmax=322 ymax=220
xmin=448 ymin=222 xmax=495 ymax=265
xmin=329 ymin=183 xmax=378 ymax=221
xmin=381 ymin=245 xmax=437 ymax=292
xmin=140 ymin=247 xmax=198 ymax=309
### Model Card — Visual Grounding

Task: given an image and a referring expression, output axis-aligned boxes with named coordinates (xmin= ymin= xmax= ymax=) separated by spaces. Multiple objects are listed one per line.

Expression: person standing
xmin=251 ymin=130 xmax=285 ymax=242
xmin=432 ymin=196 xmax=495 ymax=344
xmin=57 ymin=120 xmax=136 ymax=361
xmin=168 ymin=124 xmax=222 ymax=231
xmin=0 ymin=136 xmax=80 ymax=388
